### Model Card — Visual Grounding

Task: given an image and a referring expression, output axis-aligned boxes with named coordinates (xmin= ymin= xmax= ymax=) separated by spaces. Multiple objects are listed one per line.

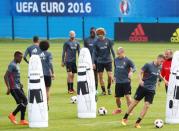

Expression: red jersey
xmin=161 ymin=59 xmax=172 ymax=82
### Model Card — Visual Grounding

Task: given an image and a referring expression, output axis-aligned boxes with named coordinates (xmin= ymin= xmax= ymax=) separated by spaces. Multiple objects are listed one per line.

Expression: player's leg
xmin=124 ymin=83 xmax=132 ymax=107
xmin=94 ymin=61 xmax=98 ymax=91
xmin=66 ymin=62 xmax=74 ymax=93
xmin=71 ymin=62 xmax=77 ymax=92
xmin=112 ymin=83 xmax=123 ymax=114
xmin=98 ymin=63 xmax=106 ymax=95
xmin=18 ymin=89 xmax=28 ymax=125
xmin=121 ymin=86 xmax=144 ymax=125
xmin=44 ymin=76 xmax=52 ymax=104
xmin=134 ymin=90 xmax=155 ymax=128
xmin=106 ymin=62 xmax=113 ymax=95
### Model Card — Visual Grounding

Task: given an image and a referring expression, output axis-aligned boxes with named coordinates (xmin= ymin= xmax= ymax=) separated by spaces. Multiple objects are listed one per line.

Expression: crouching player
xmin=121 ymin=54 xmax=165 ymax=128
xmin=4 ymin=51 xmax=28 ymax=125
xmin=112 ymin=47 xmax=136 ymax=115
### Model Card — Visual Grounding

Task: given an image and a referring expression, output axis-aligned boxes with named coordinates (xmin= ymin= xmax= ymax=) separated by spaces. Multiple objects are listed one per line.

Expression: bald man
xmin=62 ymin=31 xmax=80 ymax=94
xmin=112 ymin=47 xmax=136 ymax=115
xmin=161 ymin=49 xmax=173 ymax=93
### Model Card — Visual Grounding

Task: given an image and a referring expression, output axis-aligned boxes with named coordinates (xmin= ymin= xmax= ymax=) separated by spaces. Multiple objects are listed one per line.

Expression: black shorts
xmin=29 ymin=89 xmax=43 ymax=104
xmin=44 ymin=75 xmax=52 ymax=88
xmin=77 ymin=81 xmax=89 ymax=95
xmin=66 ymin=62 xmax=77 ymax=73
xmin=10 ymin=89 xmax=27 ymax=105
xmin=115 ymin=83 xmax=131 ymax=97
xmin=134 ymin=86 xmax=155 ymax=104
xmin=97 ymin=62 xmax=112 ymax=72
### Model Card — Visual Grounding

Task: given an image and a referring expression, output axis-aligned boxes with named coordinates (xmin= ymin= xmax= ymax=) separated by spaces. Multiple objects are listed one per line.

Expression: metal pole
xmin=82 ymin=17 xmax=85 ymax=40
xmin=12 ymin=16 xmax=15 ymax=40
xmin=46 ymin=16 xmax=49 ymax=40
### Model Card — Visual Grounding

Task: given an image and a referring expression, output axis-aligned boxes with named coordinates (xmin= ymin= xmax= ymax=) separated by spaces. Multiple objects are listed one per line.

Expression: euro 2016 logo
xmin=120 ymin=0 xmax=130 ymax=15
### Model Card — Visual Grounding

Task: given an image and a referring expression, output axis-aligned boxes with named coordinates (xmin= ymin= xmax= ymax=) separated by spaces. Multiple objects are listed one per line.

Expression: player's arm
xmin=92 ymin=44 xmax=97 ymax=69
xmin=109 ymin=40 xmax=115 ymax=59
xmin=61 ymin=43 xmax=67 ymax=67
xmin=4 ymin=70 xmax=15 ymax=95
xmin=23 ymin=47 xmax=29 ymax=64
xmin=139 ymin=63 xmax=148 ymax=86
xmin=77 ymin=42 xmax=80 ymax=56
xmin=49 ymin=53 xmax=55 ymax=80
xmin=83 ymin=38 xmax=88 ymax=48
xmin=128 ymin=59 xmax=136 ymax=79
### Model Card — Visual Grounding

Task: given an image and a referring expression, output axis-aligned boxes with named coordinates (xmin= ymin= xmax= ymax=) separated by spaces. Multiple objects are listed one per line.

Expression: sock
xmin=71 ymin=83 xmax=74 ymax=91
xmin=123 ymin=113 xmax=129 ymax=119
xmin=101 ymin=86 xmax=106 ymax=92
xmin=107 ymin=83 xmax=111 ymax=89
xmin=136 ymin=117 xmax=142 ymax=124
xmin=68 ymin=82 xmax=70 ymax=91
xmin=95 ymin=84 xmax=98 ymax=91
xmin=117 ymin=103 xmax=121 ymax=109
xmin=13 ymin=104 xmax=22 ymax=116
xmin=21 ymin=106 xmax=26 ymax=120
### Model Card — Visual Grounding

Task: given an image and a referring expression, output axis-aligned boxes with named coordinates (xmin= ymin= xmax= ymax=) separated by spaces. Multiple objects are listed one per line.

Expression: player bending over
xmin=121 ymin=54 xmax=165 ymax=128
xmin=24 ymin=36 xmax=41 ymax=63
xmin=4 ymin=51 xmax=28 ymax=125
xmin=112 ymin=47 xmax=136 ymax=115
xmin=92 ymin=28 xmax=115 ymax=95
xmin=62 ymin=31 xmax=80 ymax=94
xmin=39 ymin=40 xmax=55 ymax=109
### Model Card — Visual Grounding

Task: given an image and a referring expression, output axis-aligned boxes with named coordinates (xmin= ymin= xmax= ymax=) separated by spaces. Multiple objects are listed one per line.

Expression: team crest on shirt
xmin=32 ymin=48 xmax=37 ymax=54
xmin=40 ymin=52 xmax=45 ymax=60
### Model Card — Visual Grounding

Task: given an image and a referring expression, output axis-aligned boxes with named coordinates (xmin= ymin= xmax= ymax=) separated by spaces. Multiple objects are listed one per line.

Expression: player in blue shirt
xmin=112 ymin=47 xmax=136 ymax=115
xmin=121 ymin=54 xmax=165 ymax=128
xmin=4 ymin=51 xmax=28 ymax=125
xmin=92 ymin=28 xmax=115 ymax=95
xmin=39 ymin=40 xmax=54 ymax=108
xmin=62 ymin=31 xmax=80 ymax=94
xmin=84 ymin=27 xmax=98 ymax=91
xmin=24 ymin=36 xmax=41 ymax=63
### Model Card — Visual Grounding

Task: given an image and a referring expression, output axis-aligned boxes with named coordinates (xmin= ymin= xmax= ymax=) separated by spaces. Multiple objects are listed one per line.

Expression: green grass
xmin=0 ymin=39 xmax=179 ymax=131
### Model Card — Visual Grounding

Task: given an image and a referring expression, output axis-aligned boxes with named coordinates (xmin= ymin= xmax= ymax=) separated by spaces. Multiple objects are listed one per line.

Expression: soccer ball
xmin=154 ymin=119 xmax=164 ymax=128
xmin=98 ymin=107 xmax=108 ymax=115
xmin=70 ymin=96 xmax=77 ymax=104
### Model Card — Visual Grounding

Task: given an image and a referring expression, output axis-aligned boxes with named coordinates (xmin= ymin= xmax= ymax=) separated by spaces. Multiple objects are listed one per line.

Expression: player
xmin=4 ymin=51 xmax=28 ymax=125
xmin=112 ymin=47 xmax=136 ymax=115
xmin=121 ymin=54 xmax=165 ymax=128
xmin=24 ymin=36 xmax=41 ymax=63
xmin=92 ymin=28 xmax=115 ymax=95
xmin=39 ymin=40 xmax=55 ymax=108
xmin=161 ymin=49 xmax=173 ymax=93
xmin=84 ymin=27 xmax=98 ymax=91
xmin=62 ymin=31 xmax=80 ymax=94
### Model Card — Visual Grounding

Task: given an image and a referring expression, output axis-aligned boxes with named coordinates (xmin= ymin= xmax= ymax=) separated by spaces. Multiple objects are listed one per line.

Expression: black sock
xmin=71 ymin=83 xmax=74 ymax=91
xmin=117 ymin=103 xmax=121 ymax=108
xmin=13 ymin=104 xmax=22 ymax=116
xmin=21 ymin=106 xmax=26 ymax=120
xmin=101 ymin=86 xmax=106 ymax=92
xmin=136 ymin=117 xmax=142 ymax=124
xmin=96 ymin=84 xmax=98 ymax=91
xmin=123 ymin=113 xmax=129 ymax=119
xmin=107 ymin=83 xmax=111 ymax=89
xmin=68 ymin=82 xmax=70 ymax=91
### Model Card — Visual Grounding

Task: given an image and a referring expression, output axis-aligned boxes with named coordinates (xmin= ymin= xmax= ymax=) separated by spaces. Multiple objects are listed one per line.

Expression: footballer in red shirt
xmin=161 ymin=49 xmax=173 ymax=92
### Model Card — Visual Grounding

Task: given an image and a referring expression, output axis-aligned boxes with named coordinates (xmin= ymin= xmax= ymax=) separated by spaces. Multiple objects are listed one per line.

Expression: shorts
xmin=115 ymin=83 xmax=131 ymax=97
xmin=97 ymin=62 xmax=112 ymax=72
xmin=10 ymin=89 xmax=27 ymax=105
xmin=134 ymin=85 xmax=155 ymax=104
xmin=77 ymin=81 xmax=89 ymax=95
xmin=44 ymin=75 xmax=52 ymax=88
xmin=29 ymin=89 xmax=43 ymax=104
xmin=66 ymin=62 xmax=77 ymax=73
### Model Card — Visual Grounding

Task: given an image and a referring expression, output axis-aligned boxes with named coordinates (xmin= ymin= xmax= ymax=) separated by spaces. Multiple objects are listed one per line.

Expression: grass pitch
xmin=0 ymin=39 xmax=179 ymax=131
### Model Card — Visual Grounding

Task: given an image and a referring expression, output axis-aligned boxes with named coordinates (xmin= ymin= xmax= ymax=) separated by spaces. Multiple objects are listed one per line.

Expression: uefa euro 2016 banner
xmin=12 ymin=0 xmax=179 ymax=17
